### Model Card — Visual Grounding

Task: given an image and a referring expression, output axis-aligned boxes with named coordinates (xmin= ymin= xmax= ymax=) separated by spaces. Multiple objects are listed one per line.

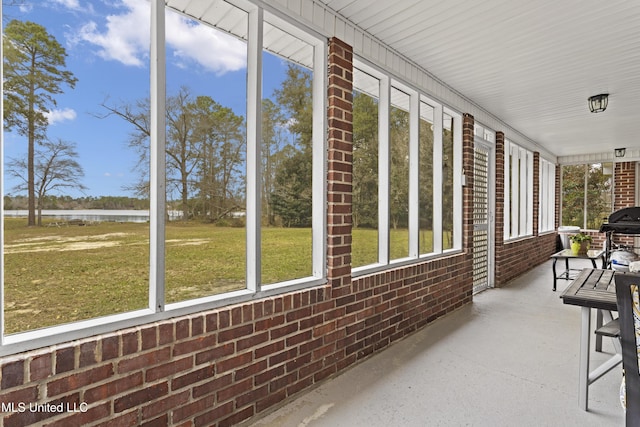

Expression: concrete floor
xmin=247 ymin=259 xmax=625 ymax=427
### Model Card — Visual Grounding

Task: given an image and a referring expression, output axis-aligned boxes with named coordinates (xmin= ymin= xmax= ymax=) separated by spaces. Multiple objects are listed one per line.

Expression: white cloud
xmin=165 ymin=12 xmax=246 ymax=74
xmin=76 ymin=0 xmax=150 ymax=67
xmin=75 ymin=0 xmax=246 ymax=74
xmin=18 ymin=3 xmax=34 ymax=13
xmin=52 ymin=0 xmax=82 ymax=11
xmin=45 ymin=108 xmax=77 ymax=125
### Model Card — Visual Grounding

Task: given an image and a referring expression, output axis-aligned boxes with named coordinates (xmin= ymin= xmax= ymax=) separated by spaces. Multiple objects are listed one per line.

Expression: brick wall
xmin=0 ymin=37 xmax=554 ymax=426
xmin=615 ymin=161 xmax=636 ymax=210
xmin=327 ymin=37 xmax=353 ymax=291
xmin=609 ymin=161 xmax=637 ymax=248
xmin=493 ymin=133 xmax=557 ymax=286
xmin=0 ymin=256 xmax=472 ymax=427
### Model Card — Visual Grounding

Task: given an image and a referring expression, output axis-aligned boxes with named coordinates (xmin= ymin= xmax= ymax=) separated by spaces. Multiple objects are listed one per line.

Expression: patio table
xmin=550 ymin=248 xmax=606 ymax=291
xmin=560 ymin=268 xmax=622 ymax=411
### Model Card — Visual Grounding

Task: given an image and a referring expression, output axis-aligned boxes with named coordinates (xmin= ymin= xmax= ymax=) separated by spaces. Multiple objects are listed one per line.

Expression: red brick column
xmin=327 ymin=37 xmax=353 ymax=289
xmin=615 ymin=161 xmax=636 ymax=210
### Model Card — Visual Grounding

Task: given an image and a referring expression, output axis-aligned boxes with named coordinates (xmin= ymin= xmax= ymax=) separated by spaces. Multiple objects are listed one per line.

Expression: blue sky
xmin=3 ymin=0 xmax=288 ymax=198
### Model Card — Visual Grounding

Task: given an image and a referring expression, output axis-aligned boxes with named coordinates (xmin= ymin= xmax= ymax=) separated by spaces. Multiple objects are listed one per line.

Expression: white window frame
xmin=538 ymin=158 xmax=556 ymax=233
xmin=0 ymin=0 xmax=327 ymax=356
xmin=352 ymin=59 xmax=463 ymax=276
xmin=504 ymin=139 xmax=534 ymax=240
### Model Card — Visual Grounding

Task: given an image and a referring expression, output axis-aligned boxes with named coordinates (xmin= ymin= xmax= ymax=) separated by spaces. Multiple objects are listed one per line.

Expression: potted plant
xmin=569 ymin=232 xmax=592 ymax=255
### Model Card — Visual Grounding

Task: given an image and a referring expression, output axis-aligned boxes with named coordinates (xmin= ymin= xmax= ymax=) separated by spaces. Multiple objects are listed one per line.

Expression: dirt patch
xmin=5 ymin=234 xmax=209 ymax=253
xmin=166 ymin=239 xmax=209 ymax=247
xmin=5 ymin=233 xmax=130 ymax=254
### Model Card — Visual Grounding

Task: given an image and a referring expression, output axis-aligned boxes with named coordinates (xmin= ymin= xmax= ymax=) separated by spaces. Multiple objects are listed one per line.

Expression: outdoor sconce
xmin=588 ymin=93 xmax=609 ymax=113
xmin=615 ymin=147 xmax=626 ymax=158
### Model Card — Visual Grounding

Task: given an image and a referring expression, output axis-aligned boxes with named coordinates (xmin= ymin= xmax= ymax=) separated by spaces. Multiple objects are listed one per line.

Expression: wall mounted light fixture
xmin=588 ymin=93 xmax=609 ymax=113
xmin=615 ymin=147 xmax=626 ymax=158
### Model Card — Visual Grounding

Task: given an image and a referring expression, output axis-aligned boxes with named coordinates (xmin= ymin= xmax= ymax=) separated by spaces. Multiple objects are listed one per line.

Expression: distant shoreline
xmin=4 ymin=209 xmax=183 ymax=222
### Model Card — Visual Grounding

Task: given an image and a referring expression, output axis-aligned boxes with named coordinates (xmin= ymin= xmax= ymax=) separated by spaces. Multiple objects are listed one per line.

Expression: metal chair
xmin=614 ymin=273 xmax=640 ymax=426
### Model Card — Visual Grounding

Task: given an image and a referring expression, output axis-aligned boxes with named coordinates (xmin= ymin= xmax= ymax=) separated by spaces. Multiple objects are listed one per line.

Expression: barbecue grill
xmin=600 ymin=206 xmax=640 ymax=234
xmin=599 ymin=207 xmax=640 ymax=267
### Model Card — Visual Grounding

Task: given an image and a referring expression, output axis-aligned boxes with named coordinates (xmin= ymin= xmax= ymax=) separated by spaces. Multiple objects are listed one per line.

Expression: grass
xmin=3 ymin=218 xmax=442 ymax=334
xmin=3 ymin=219 xmax=318 ymax=333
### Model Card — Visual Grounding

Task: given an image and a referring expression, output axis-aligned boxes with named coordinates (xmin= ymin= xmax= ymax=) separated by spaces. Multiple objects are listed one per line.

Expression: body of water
xmin=4 ymin=209 xmax=183 ymax=223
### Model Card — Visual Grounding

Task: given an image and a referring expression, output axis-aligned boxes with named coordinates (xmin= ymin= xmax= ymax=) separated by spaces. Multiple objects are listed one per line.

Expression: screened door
xmin=473 ymin=140 xmax=494 ymax=294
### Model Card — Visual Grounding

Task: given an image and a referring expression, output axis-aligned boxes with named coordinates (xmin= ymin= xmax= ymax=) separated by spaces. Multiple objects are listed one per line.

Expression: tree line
xmin=561 ymin=164 xmax=612 ymax=230
xmin=4 ymin=195 xmax=149 ymax=211
xmin=2 ymin=17 xmax=315 ymax=227
xmin=3 ymin=16 xmax=453 ymax=231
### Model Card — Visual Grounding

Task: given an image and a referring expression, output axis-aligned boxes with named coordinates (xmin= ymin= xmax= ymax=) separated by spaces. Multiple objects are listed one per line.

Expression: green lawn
xmin=3 ymin=218 xmax=438 ymax=334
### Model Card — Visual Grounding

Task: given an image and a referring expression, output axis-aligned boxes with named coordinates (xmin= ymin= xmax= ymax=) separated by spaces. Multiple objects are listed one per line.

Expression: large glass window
xmin=442 ymin=113 xmax=455 ymax=249
xmin=352 ymin=68 xmax=379 ymax=268
xmin=261 ymin=23 xmax=315 ymax=285
xmin=351 ymin=62 xmax=463 ymax=272
xmin=160 ymin=8 xmax=249 ymax=304
xmin=389 ymin=87 xmax=410 ymax=260
xmin=3 ymin=1 xmax=151 ymax=334
xmin=561 ymin=163 xmax=612 ymax=230
xmin=1 ymin=0 xmax=325 ymax=351
xmin=419 ymin=102 xmax=434 ymax=255
xmin=539 ymin=158 xmax=556 ymax=233
xmin=504 ymin=140 xmax=534 ymax=239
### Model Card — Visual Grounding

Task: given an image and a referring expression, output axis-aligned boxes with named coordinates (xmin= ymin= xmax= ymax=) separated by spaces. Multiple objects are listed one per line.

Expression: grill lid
xmin=600 ymin=207 xmax=640 ymax=233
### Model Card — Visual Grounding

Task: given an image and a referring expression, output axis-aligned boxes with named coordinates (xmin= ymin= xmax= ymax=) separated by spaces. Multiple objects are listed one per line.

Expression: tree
xmin=419 ymin=116 xmax=434 ymax=251
xmin=261 ymin=98 xmax=287 ymax=225
xmin=562 ymin=163 xmax=612 ymax=229
xmin=190 ymin=96 xmax=246 ymax=222
xmin=270 ymin=63 xmax=313 ymax=227
xmin=99 ymin=88 xmax=197 ymax=218
xmin=389 ymin=105 xmax=410 ymax=230
xmin=164 ymin=88 xmax=203 ymax=219
xmin=274 ymin=64 xmax=313 ymax=151
xmin=442 ymin=125 xmax=455 ymax=247
xmin=7 ymin=139 xmax=86 ymax=226
xmin=98 ymin=96 xmax=151 ymax=197
xmin=3 ymin=19 xmax=77 ymax=226
xmin=100 ymin=87 xmax=246 ymax=221
xmin=270 ymin=147 xmax=313 ymax=227
xmin=352 ymin=92 xmax=379 ymax=229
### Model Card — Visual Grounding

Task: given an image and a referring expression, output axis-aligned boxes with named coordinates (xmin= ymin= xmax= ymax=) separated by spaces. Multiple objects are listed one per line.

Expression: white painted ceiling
xmin=169 ymin=0 xmax=640 ymax=159
xmin=317 ymin=0 xmax=640 ymax=159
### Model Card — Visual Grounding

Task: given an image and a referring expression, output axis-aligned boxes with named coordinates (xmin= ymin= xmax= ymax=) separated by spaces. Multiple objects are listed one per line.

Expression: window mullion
xmin=312 ymin=40 xmax=327 ymax=278
xmin=408 ymin=91 xmax=419 ymax=258
xmin=246 ymin=6 xmax=262 ymax=292
xmin=378 ymin=76 xmax=390 ymax=264
xmin=149 ymin=0 xmax=166 ymax=312
xmin=452 ymin=112 xmax=463 ymax=249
